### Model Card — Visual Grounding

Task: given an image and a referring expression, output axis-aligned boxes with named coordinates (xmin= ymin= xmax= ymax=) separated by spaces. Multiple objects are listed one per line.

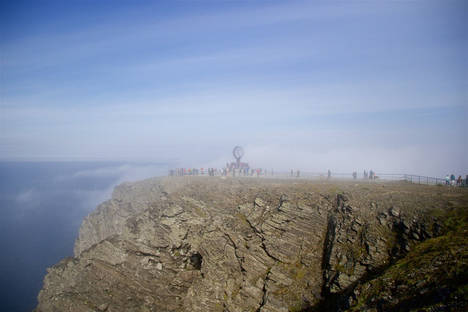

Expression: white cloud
xmin=73 ymin=163 xmax=167 ymax=180
xmin=1 ymin=0 xmax=465 ymax=176
xmin=16 ymin=188 xmax=37 ymax=204
xmin=70 ymin=163 xmax=168 ymax=210
xmin=202 ymin=139 xmax=464 ymax=178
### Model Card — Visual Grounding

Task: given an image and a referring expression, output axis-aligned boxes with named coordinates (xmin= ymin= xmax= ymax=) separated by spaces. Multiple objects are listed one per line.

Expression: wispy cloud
xmin=1 ymin=1 xmax=466 ymax=175
xmin=16 ymin=188 xmax=37 ymax=204
xmin=72 ymin=163 xmax=166 ymax=180
xmin=70 ymin=163 xmax=168 ymax=211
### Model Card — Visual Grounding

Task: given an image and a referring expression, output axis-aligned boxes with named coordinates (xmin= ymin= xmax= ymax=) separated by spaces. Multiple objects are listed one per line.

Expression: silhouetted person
xmin=327 ymin=170 xmax=331 ymax=179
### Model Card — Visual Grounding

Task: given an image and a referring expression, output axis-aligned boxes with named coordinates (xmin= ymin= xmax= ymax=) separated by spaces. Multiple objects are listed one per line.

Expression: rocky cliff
xmin=36 ymin=177 xmax=467 ymax=312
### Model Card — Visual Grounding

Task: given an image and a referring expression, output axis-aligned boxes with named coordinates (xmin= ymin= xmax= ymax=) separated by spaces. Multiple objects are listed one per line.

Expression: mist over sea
xmin=0 ymin=162 xmax=168 ymax=312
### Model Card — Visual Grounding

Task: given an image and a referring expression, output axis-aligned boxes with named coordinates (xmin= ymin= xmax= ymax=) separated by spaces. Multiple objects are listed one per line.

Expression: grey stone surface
xmin=36 ymin=177 xmax=456 ymax=312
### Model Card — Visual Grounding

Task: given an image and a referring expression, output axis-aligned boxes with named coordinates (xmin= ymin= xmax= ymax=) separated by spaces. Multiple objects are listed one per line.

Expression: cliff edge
xmin=36 ymin=177 xmax=467 ymax=312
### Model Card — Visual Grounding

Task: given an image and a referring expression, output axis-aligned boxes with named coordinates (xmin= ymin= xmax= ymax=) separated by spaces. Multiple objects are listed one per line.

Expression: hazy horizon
xmin=1 ymin=1 xmax=467 ymax=177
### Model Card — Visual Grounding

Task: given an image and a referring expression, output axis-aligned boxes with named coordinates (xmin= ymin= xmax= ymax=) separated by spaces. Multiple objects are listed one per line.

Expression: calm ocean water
xmin=0 ymin=162 xmax=168 ymax=312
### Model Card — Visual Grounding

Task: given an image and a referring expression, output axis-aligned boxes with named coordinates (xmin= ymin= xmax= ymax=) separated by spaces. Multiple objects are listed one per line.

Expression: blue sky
xmin=1 ymin=0 xmax=466 ymax=176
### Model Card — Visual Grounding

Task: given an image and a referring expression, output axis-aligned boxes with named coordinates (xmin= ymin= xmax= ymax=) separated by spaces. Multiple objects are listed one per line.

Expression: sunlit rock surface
xmin=36 ymin=177 xmax=467 ymax=312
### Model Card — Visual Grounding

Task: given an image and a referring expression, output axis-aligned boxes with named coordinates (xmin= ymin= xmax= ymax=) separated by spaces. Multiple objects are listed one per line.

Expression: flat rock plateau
xmin=35 ymin=177 xmax=468 ymax=312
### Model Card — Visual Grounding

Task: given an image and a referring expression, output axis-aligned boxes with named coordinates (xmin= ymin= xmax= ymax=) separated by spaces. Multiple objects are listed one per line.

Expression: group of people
xmin=328 ymin=170 xmax=377 ymax=180
xmin=169 ymin=167 xmax=273 ymax=177
xmin=445 ymin=174 xmax=468 ymax=186
xmin=363 ymin=170 xmax=377 ymax=180
xmin=169 ymin=168 xmax=220 ymax=176
xmin=169 ymin=168 xmax=201 ymax=176
xmin=290 ymin=170 xmax=300 ymax=177
xmin=224 ymin=167 xmax=273 ymax=177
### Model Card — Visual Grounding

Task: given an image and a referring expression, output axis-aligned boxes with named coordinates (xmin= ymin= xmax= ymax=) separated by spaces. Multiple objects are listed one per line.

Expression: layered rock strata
xmin=36 ymin=177 xmax=467 ymax=312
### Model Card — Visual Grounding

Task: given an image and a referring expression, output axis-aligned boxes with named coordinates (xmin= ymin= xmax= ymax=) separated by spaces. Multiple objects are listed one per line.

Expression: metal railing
xmin=402 ymin=174 xmax=443 ymax=185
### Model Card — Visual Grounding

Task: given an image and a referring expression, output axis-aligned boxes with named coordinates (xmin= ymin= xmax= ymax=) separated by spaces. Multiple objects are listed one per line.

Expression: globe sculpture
xmin=233 ymin=146 xmax=244 ymax=166
xmin=229 ymin=146 xmax=249 ymax=170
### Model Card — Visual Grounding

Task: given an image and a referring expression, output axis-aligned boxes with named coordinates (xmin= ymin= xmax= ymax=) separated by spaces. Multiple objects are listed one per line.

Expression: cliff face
xmin=36 ymin=177 xmax=467 ymax=312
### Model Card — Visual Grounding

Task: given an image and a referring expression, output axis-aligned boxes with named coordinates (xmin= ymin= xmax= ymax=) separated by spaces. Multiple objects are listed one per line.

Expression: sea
xmin=0 ymin=161 xmax=169 ymax=312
